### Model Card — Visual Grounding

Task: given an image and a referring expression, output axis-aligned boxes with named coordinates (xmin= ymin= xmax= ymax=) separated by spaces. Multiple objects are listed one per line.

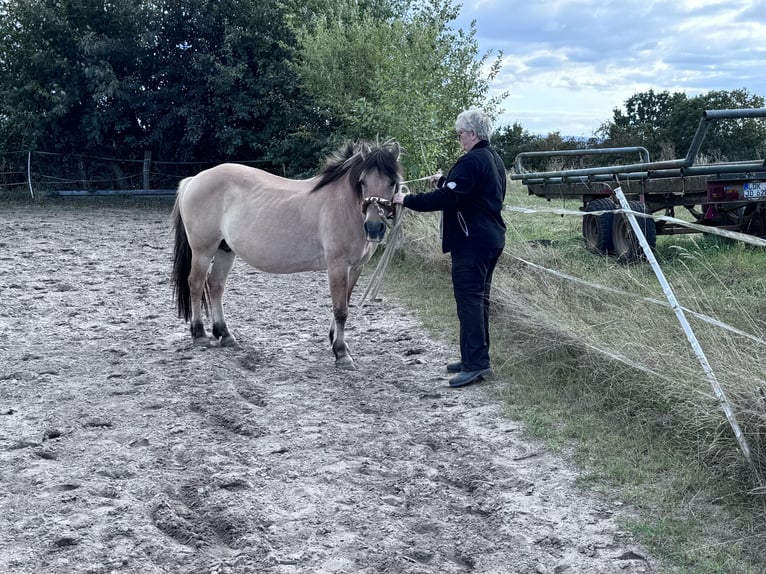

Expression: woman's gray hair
xmin=455 ymin=108 xmax=493 ymax=141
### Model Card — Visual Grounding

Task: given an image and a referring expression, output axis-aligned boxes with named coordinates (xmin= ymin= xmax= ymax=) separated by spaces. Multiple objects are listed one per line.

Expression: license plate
xmin=744 ymin=182 xmax=766 ymax=198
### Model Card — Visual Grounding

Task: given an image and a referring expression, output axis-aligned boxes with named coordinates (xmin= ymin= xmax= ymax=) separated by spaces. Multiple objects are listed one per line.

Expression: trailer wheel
xmin=582 ymin=198 xmax=617 ymax=254
xmin=743 ymin=204 xmax=766 ymax=237
xmin=612 ymin=201 xmax=656 ymax=262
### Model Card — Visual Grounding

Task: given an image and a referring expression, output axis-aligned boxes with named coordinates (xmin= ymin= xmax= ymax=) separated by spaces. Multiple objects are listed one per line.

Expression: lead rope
xmin=357 ymin=173 xmax=438 ymax=306
xmin=401 ymin=175 xmax=432 ymax=185
xmin=356 ymin=184 xmax=409 ymax=307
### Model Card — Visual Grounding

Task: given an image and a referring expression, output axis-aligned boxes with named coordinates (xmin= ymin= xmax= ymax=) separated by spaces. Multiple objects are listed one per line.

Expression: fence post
xmin=613 ymin=186 xmax=760 ymax=483
xmin=27 ymin=151 xmax=34 ymax=199
xmin=143 ymin=150 xmax=152 ymax=190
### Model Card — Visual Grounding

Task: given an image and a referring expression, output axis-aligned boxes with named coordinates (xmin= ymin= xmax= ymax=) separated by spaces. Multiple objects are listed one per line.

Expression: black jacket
xmin=403 ymin=140 xmax=506 ymax=253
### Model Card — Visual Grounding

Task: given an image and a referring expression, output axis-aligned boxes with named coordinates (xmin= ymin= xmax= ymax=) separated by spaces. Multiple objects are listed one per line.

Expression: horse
xmin=171 ymin=139 xmax=403 ymax=369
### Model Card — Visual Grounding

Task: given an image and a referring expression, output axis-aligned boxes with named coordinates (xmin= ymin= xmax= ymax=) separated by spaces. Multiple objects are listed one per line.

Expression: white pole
xmin=27 ymin=151 xmax=34 ymax=199
xmin=612 ymin=186 xmax=757 ymax=476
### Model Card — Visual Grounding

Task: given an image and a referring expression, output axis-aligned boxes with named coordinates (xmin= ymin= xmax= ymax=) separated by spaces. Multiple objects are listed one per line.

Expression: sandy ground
xmin=0 ymin=200 xmax=658 ymax=573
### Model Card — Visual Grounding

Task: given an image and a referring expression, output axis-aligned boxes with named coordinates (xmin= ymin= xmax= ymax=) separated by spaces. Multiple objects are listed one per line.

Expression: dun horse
xmin=171 ymin=140 xmax=403 ymax=369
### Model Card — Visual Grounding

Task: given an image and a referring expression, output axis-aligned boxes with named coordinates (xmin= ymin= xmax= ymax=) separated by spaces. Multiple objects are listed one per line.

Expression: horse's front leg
xmin=327 ymin=265 xmax=355 ymax=369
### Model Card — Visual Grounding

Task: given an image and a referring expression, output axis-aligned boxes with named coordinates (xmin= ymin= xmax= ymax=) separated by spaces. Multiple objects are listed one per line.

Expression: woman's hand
xmin=392 ymin=190 xmax=407 ymax=205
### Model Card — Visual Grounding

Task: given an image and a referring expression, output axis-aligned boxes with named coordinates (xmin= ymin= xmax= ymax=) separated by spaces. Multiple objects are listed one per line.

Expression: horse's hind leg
xmin=208 ymin=248 xmax=237 ymax=347
xmin=188 ymin=252 xmax=213 ymax=345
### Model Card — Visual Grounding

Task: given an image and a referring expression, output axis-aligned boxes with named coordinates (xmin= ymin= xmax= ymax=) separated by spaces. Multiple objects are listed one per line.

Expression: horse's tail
xmin=172 ymin=177 xmax=195 ymax=322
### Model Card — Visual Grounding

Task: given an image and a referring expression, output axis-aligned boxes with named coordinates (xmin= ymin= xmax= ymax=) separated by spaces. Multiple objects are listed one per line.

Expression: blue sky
xmin=454 ymin=0 xmax=766 ymax=137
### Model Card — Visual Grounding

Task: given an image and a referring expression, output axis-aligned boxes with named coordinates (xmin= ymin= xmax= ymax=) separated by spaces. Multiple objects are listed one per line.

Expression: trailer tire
xmin=582 ymin=198 xmax=617 ymax=254
xmin=612 ymin=200 xmax=656 ymax=262
xmin=742 ymin=204 xmax=766 ymax=237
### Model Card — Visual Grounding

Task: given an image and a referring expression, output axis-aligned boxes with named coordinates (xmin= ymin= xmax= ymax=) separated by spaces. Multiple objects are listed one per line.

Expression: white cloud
xmin=455 ymin=0 xmax=766 ymax=135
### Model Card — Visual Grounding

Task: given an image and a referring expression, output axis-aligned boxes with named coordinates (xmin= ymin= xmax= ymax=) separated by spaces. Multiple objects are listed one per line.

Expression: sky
xmin=453 ymin=0 xmax=766 ymax=137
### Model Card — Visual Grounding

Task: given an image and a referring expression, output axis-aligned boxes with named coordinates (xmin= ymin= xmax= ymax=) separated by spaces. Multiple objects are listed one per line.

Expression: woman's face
xmin=456 ymin=128 xmax=479 ymax=153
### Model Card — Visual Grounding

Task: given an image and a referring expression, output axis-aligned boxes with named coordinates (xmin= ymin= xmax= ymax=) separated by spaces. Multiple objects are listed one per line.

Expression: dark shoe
xmin=446 ymin=361 xmax=463 ymax=373
xmin=448 ymin=368 xmax=493 ymax=388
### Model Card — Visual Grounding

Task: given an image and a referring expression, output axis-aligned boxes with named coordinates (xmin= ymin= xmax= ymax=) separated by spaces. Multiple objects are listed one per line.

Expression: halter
xmin=361 ymin=196 xmax=397 ymax=220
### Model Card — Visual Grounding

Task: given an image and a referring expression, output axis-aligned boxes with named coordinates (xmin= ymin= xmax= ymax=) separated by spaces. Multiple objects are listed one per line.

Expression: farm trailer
xmin=510 ymin=108 xmax=766 ymax=260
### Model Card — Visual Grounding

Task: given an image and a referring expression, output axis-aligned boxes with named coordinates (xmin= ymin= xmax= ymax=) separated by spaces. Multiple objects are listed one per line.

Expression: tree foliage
xmin=0 ymin=0 xmax=502 ymax=179
xmin=2 ymin=0 xmax=764 ymax=186
xmin=0 ymin=0 xmax=320 ymax=171
xmin=137 ymin=0 xmax=314 ymax=163
xmin=0 ymin=0 xmax=144 ymax=154
xmin=290 ymin=0 xmax=505 ymax=177
xmin=598 ymin=88 xmax=766 ymax=162
xmin=492 ymin=122 xmax=596 ymax=173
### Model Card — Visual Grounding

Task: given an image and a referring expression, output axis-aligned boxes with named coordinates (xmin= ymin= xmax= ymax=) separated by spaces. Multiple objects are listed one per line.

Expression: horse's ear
xmin=392 ymin=141 xmax=402 ymax=161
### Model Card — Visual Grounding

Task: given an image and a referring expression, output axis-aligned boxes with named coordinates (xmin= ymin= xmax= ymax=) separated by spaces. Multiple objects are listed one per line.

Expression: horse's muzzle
xmin=364 ymin=220 xmax=386 ymax=243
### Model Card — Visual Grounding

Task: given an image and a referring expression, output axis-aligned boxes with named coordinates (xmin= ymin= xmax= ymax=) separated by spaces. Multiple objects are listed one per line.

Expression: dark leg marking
xmin=213 ymin=321 xmax=237 ymax=347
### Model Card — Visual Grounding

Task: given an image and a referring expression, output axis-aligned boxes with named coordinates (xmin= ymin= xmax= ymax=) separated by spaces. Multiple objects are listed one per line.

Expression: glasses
xmin=455 ymin=129 xmax=471 ymax=140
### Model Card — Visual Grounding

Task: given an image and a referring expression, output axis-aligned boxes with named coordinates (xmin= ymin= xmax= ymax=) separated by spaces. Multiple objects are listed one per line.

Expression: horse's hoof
xmin=193 ymin=336 xmax=211 ymax=346
xmin=220 ymin=335 xmax=238 ymax=347
xmin=335 ymin=356 xmax=356 ymax=370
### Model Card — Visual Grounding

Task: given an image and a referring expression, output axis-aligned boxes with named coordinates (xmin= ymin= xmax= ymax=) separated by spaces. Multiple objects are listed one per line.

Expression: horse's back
xmin=177 ymin=163 xmax=328 ymax=270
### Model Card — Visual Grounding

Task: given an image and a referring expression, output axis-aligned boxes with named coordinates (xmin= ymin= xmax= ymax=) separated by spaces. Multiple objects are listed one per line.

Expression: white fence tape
xmin=506 ymin=189 xmax=759 ymax=471
xmin=506 ymin=254 xmax=766 ymax=347
xmin=506 ymin=205 xmax=766 ymax=248
xmin=370 ymin=191 xmax=762 ymax=472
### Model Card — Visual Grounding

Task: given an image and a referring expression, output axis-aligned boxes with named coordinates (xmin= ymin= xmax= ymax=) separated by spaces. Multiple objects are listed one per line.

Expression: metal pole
xmin=512 ymin=108 xmax=766 ymax=182
xmin=143 ymin=150 xmax=152 ymax=190
xmin=27 ymin=151 xmax=34 ymax=199
xmin=613 ymin=186 xmax=759 ymax=480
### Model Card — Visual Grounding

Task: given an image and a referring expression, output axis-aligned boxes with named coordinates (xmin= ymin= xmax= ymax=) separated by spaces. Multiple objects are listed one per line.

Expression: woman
xmin=393 ymin=108 xmax=506 ymax=387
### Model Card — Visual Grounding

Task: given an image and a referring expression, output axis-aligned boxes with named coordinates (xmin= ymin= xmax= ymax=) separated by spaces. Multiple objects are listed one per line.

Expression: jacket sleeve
xmin=402 ymin=186 xmax=458 ymax=212
xmin=403 ymin=155 xmax=480 ymax=212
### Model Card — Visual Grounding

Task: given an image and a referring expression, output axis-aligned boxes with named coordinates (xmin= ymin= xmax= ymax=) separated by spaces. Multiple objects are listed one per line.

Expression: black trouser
xmin=450 ymin=247 xmax=503 ymax=371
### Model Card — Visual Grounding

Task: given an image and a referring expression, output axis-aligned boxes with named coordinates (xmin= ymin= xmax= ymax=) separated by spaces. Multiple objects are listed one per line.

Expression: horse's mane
xmin=311 ymin=139 xmax=402 ymax=193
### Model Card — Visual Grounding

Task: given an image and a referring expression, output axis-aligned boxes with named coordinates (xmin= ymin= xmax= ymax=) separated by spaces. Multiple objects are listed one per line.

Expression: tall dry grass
xmin=394 ymin=179 xmax=766 ymax=488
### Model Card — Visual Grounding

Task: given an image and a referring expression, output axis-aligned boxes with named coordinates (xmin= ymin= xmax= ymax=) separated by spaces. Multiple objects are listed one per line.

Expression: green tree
xmin=597 ymin=89 xmax=687 ymax=159
xmin=0 ymin=0 xmax=320 ymax=171
xmin=291 ymin=0 xmax=505 ymax=177
xmin=492 ymin=122 xmax=539 ymax=171
xmin=0 ymin=0 xmax=145 ymax=155
xmin=597 ymin=88 xmax=765 ymax=162
xmin=138 ymin=0 xmax=322 ymax=165
xmin=1 ymin=0 xmax=509 ymax=180
xmin=669 ymin=89 xmax=766 ymax=161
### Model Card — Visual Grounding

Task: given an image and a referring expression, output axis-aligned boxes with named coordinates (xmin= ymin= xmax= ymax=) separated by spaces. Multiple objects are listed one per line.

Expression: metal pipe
xmin=512 ymin=108 xmax=766 ymax=182
xmin=513 ymin=146 xmax=650 ymax=171
xmin=512 ymin=158 xmax=686 ymax=180
xmin=679 ymin=163 xmax=766 ymax=177
xmin=645 ymin=169 xmax=684 ymax=178
xmin=520 ymin=172 xmax=650 ymax=185
xmin=520 ymin=163 xmax=766 ymax=184
xmin=702 ymin=107 xmax=766 ymax=120
xmin=681 ymin=116 xmax=711 ymax=165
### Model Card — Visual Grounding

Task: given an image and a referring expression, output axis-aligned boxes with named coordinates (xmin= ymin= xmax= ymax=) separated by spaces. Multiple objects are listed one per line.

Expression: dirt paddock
xmin=0 ymin=200 xmax=656 ymax=573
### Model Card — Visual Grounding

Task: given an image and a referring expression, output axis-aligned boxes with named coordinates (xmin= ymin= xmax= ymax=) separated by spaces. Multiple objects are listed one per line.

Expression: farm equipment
xmin=510 ymin=108 xmax=766 ymax=260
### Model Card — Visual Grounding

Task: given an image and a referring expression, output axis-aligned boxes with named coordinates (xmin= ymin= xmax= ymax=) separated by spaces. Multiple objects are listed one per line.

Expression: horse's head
xmin=355 ymin=141 xmax=402 ymax=243
xmin=312 ymin=139 xmax=403 ymax=243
